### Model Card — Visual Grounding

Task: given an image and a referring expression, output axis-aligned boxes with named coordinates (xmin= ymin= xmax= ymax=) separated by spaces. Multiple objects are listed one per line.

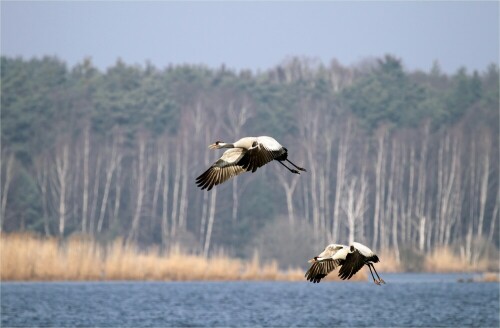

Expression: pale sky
xmin=1 ymin=1 xmax=498 ymax=74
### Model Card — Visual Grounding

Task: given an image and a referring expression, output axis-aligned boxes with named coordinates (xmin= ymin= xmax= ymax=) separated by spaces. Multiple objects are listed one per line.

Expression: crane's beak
xmin=209 ymin=143 xmax=219 ymax=149
xmin=308 ymin=257 xmax=318 ymax=263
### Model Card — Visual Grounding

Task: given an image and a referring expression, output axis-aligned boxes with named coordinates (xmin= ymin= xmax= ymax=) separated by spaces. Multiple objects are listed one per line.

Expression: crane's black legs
xmin=367 ymin=264 xmax=380 ymax=285
xmin=370 ymin=264 xmax=385 ymax=284
xmin=286 ymin=159 xmax=307 ymax=172
xmin=278 ymin=160 xmax=300 ymax=174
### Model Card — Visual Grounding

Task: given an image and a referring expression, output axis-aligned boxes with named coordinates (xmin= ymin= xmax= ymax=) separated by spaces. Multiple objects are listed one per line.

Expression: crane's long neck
xmin=219 ymin=142 xmax=235 ymax=149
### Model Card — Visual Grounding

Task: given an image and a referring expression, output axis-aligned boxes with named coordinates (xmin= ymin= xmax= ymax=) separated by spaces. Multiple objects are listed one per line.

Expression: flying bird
xmin=305 ymin=242 xmax=385 ymax=285
xmin=196 ymin=136 xmax=306 ymax=191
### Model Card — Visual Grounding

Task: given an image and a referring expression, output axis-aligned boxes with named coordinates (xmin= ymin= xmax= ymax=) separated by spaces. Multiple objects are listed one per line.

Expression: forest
xmin=1 ymin=55 xmax=498 ymax=270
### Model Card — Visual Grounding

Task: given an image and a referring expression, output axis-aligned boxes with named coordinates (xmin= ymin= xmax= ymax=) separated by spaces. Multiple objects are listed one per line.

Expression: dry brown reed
xmin=5 ymin=234 xmax=496 ymax=281
xmin=373 ymin=250 xmax=403 ymax=272
xmin=0 ymin=233 xmax=365 ymax=282
xmin=423 ymin=247 xmax=491 ymax=273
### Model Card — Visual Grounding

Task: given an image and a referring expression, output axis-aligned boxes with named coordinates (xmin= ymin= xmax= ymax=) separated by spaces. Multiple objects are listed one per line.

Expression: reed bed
xmin=423 ymin=247 xmax=491 ymax=273
xmin=1 ymin=233 xmax=365 ymax=282
xmin=373 ymin=250 xmax=403 ymax=272
xmin=4 ymin=234 xmax=496 ymax=281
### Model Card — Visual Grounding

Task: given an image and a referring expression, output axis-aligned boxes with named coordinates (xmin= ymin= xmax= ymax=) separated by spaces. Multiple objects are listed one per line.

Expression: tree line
xmin=1 ymin=55 xmax=498 ymax=268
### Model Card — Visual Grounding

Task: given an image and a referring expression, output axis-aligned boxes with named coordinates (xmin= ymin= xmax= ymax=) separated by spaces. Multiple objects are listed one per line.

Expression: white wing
xmin=256 ymin=136 xmax=282 ymax=151
xmin=351 ymin=242 xmax=374 ymax=258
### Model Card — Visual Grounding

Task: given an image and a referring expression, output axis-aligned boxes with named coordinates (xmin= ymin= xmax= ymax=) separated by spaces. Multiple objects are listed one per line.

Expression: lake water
xmin=2 ymin=274 xmax=498 ymax=327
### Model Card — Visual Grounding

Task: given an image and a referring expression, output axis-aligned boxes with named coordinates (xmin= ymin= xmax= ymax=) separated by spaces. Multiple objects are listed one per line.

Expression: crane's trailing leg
xmin=368 ymin=264 xmax=380 ymax=285
xmin=371 ymin=264 xmax=385 ymax=284
xmin=277 ymin=161 xmax=300 ymax=174
xmin=286 ymin=159 xmax=307 ymax=172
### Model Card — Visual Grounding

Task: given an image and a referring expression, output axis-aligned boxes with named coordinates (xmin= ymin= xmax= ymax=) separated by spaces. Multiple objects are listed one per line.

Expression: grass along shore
xmin=1 ymin=233 xmax=495 ymax=282
xmin=1 ymin=233 xmax=365 ymax=282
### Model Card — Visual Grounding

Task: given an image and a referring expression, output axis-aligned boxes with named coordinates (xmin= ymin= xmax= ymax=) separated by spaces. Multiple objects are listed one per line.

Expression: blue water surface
xmin=1 ymin=273 xmax=498 ymax=327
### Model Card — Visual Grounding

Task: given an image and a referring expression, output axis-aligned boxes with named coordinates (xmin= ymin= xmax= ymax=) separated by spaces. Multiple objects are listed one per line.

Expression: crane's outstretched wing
xmin=305 ymin=259 xmax=343 ymax=283
xmin=196 ymin=149 xmax=246 ymax=191
xmin=338 ymin=249 xmax=366 ymax=280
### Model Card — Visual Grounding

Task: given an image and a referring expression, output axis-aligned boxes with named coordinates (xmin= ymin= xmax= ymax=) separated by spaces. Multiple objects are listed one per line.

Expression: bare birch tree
xmin=160 ymin=140 xmax=170 ymax=248
xmin=177 ymin=136 xmax=189 ymax=231
xmin=34 ymin=154 xmax=51 ymax=235
xmin=111 ymin=156 xmax=122 ymax=229
xmin=372 ymin=126 xmax=387 ymax=249
xmin=275 ymin=167 xmax=300 ymax=226
xmin=341 ymin=176 xmax=368 ymax=245
xmin=81 ymin=124 xmax=90 ymax=234
xmin=170 ymin=142 xmax=182 ymax=237
xmin=331 ymin=120 xmax=353 ymax=243
xmin=53 ymin=142 xmax=71 ymax=237
xmin=477 ymin=131 xmax=491 ymax=243
xmin=203 ymin=189 xmax=217 ymax=258
xmin=127 ymin=134 xmax=149 ymax=244
xmin=415 ymin=122 xmax=430 ymax=251
xmin=88 ymin=152 xmax=102 ymax=235
xmin=384 ymin=138 xmax=397 ymax=257
xmin=1 ymin=152 xmax=15 ymax=232
xmin=97 ymin=131 xmax=123 ymax=233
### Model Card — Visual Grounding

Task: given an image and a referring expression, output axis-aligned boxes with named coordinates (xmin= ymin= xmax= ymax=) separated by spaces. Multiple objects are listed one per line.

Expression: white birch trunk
xmin=342 ymin=176 xmax=367 ymax=246
xmin=178 ymin=138 xmax=189 ymax=231
xmin=71 ymin=146 xmax=81 ymax=232
xmin=1 ymin=153 xmax=15 ymax=232
xmin=89 ymin=153 xmax=101 ymax=235
xmin=407 ymin=144 xmax=415 ymax=245
xmin=128 ymin=137 xmax=147 ymax=244
xmin=54 ymin=143 xmax=70 ymax=237
xmin=418 ymin=216 xmax=426 ymax=251
xmin=203 ymin=189 xmax=217 ymax=258
xmin=112 ymin=161 xmax=122 ymax=227
xmin=150 ymin=152 xmax=163 ymax=228
xmin=306 ymin=144 xmax=319 ymax=236
xmin=276 ymin=170 xmax=299 ymax=226
xmin=35 ymin=155 xmax=50 ymax=235
xmin=385 ymin=139 xmax=397 ymax=257
xmin=82 ymin=125 xmax=90 ymax=234
xmin=170 ymin=144 xmax=182 ymax=236
xmin=477 ymin=136 xmax=491 ymax=240
xmin=97 ymin=140 xmax=121 ymax=233
xmin=373 ymin=128 xmax=386 ymax=249
xmin=161 ymin=144 xmax=170 ymax=248
xmin=415 ymin=123 xmax=429 ymax=250
xmin=199 ymin=132 xmax=210 ymax=246
xmin=332 ymin=122 xmax=349 ymax=242
xmin=323 ymin=132 xmax=334 ymax=235
xmin=302 ymin=177 xmax=310 ymax=223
